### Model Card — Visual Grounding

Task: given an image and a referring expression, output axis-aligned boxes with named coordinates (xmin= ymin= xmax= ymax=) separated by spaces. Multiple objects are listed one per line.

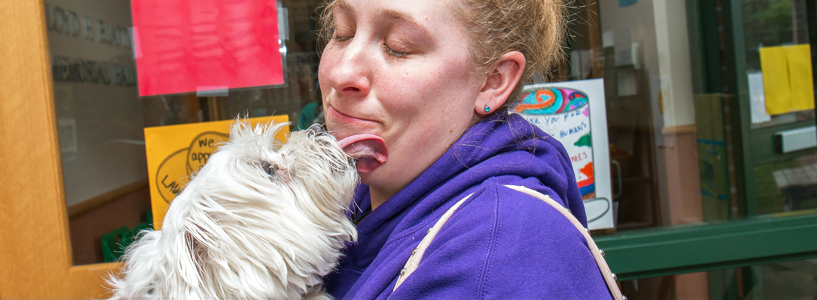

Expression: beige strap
xmin=394 ymin=193 xmax=473 ymax=291
xmin=504 ymin=185 xmax=624 ymax=300
xmin=393 ymin=185 xmax=623 ymax=300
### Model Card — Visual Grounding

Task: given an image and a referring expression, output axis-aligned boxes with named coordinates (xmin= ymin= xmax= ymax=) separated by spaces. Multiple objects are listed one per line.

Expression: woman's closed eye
xmin=383 ymin=37 xmax=413 ymax=58
xmin=332 ymin=34 xmax=353 ymax=42
xmin=382 ymin=43 xmax=409 ymax=58
xmin=331 ymin=26 xmax=354 ymax=42
xmin=331 ymin=19 xmax=355 ymax=42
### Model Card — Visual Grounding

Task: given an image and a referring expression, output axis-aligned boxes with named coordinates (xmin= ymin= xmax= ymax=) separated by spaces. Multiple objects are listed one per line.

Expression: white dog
xmin=107 ymin=121 xmax=363 ymax=300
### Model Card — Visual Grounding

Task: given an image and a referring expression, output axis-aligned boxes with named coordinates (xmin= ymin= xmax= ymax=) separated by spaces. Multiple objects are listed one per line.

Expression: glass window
xmin=48 ymin=0 xmax=325 ymax=265
xmin=560 ymin=0 xmax=712 ymax=230
xmin=743 ymin=0 xmax=813 ymax=129
xmin=738 ymin=0 xmax=817 ymax=218
xmin=619 ymin=259 xmax=817 ymax=299
xmin=558 ymin=0 xmax=817 ymax=234
xmin=49 ymin=0 xmax=816 ymax=269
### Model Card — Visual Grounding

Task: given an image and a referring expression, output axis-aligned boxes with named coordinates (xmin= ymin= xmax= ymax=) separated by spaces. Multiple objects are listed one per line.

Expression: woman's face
xmin=319 ymin=0 xmax=483 ymax=202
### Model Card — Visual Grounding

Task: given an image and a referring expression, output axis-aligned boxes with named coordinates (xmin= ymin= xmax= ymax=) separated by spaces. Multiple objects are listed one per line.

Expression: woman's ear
xmin=475 ymin=51 xmax=526 ymax=115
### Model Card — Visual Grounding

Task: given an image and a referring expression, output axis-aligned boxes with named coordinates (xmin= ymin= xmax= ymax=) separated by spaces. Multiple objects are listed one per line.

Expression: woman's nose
xmin=326 ymin=38 xmax=371 ymax=97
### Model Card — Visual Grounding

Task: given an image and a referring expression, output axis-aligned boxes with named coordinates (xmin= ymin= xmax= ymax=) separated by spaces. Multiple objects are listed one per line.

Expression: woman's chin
xmin=358 ymin=172 xmax=377 ymax=190
xmin=357 ymin=165 xmax=386 ymax=187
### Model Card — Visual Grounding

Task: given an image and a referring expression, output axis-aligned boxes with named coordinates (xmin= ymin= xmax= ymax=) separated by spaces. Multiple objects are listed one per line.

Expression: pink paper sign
xmin=131 ymin=0 xmax=283 ymax=96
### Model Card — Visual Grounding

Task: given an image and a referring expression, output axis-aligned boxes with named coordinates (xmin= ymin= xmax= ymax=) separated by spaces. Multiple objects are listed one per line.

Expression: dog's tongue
xmin=338 ymin=134 xmax=388 ymax=173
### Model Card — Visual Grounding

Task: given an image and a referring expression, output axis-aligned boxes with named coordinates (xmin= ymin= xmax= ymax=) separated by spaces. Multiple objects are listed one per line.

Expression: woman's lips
xmin=327 ymin=106 xmax=387 ymax=173
xmin=326 ymin=106 xmax=380 ymax=140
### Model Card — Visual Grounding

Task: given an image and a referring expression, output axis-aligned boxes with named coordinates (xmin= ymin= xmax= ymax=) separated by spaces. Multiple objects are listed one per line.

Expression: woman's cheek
xmin=318 ymin=50 xmax=338 ymax=94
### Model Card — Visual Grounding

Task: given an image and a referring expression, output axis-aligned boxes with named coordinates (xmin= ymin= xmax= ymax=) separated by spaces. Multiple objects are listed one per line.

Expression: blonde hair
xmin=317 ymin=0 xmax=568 ymax=103
xmin=450 ymin=0 xmax=568 ymax=102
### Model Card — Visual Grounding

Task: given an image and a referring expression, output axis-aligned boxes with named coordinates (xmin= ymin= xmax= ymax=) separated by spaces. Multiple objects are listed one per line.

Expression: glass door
xmin=0 ymin=2 xmax=116 ymax=297
xmin=735 ymin=0 xmax=817 ymax=216
xmin=563 ymin=0 xmax=817 ymax=298
xmin=0 ymin=0 xmax=327 ymax=297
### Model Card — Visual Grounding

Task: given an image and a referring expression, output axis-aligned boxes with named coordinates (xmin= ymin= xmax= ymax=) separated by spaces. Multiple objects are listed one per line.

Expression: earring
xmin=484 ymin=105 xmax=491 ymax=112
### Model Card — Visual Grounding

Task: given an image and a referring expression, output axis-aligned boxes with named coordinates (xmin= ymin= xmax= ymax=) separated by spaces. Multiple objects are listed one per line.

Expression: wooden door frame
xmin=0 ymin=1 xmax=118 ymax=298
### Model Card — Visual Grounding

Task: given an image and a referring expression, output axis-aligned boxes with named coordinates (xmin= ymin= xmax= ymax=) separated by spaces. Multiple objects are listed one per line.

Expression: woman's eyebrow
xmin=335 ymin=0 xmax=353 ymax=16
xmin=377 ymin=9 xmax=415 ymax=23
xmin=335 ymin=0 xmax=423 ymax=29
xmin=335 ymin=2 xmax=417 ymax=25
xmin=375 ymin=8 xmax=433 ymax=39
xmin=336 ymin=0 xmax=349 ymax=10
xmin=333 ymin=1 xmax=434 ymax=43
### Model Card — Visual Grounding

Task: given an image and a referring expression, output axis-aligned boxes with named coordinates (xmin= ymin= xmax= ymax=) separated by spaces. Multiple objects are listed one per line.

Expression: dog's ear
xmin=186 ymin=231 xmax=208 ymax=267
xmin=182 ymin=227 xmax=211 ymax=287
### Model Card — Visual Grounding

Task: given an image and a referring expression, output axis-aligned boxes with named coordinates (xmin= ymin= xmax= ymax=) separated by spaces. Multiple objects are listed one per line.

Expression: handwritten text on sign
xmin=513 ymin=87 xmax=595 ymax=197
xmin=144 ymin=116 xmax=289 ymax=229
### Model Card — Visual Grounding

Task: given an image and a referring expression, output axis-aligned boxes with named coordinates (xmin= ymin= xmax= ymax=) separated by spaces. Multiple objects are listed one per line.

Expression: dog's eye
xmin=262 ymin=162 xmax=279 ymax=176
xmin=306 ymin=123 xmax=325 ymax=134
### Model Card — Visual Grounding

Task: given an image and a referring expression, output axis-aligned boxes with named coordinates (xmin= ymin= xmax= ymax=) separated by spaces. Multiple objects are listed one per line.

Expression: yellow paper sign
xmin=760 ymin=44 xmax=814 ymax=115
xmin=144 ymin=116 xmax=289 ymax=229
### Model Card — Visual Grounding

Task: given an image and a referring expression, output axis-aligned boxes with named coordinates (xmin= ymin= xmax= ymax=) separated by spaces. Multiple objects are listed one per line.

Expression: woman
xmin=318 ymin=0 xmax=613 ymax=298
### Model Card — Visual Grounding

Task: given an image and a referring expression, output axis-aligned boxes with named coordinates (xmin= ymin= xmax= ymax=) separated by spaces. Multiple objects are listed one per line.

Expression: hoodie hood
xmin=353 ymin=111 xmax=586 ymax=235
xmin=326 ymin=111 xmax=590 ymax=299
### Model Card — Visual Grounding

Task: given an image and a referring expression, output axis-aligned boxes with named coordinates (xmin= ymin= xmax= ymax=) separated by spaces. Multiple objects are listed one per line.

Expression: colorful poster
xmin=131 ymin=0 xmax=284 ymax=96
xmin=511 ymin=79 xmax=613 ymax=229
xmin=144 ymin=116 xmax=288 ymax=229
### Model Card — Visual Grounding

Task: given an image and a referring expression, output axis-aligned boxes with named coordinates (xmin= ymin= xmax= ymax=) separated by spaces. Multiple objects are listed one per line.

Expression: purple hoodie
xmin=325 ymin=112 xmax=612 ymax=299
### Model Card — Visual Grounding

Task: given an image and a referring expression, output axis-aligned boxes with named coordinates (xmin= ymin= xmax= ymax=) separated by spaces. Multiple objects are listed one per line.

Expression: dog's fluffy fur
xmin=107 ymin=121 xmax=358 ymax=300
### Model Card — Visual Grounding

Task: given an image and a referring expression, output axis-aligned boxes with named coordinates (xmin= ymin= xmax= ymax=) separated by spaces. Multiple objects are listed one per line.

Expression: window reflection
xmin=50 ymin=0 xmax=326 ymax=265
xmin=565 ymin=0 xmax=817 ymax=234
xmin=743 ymin=0 xmax=813 ymax=129
xmin=48 ymin=0 xmax=816 ymax=265
xmin=619 ymin=259 xmax=817 ymax=300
